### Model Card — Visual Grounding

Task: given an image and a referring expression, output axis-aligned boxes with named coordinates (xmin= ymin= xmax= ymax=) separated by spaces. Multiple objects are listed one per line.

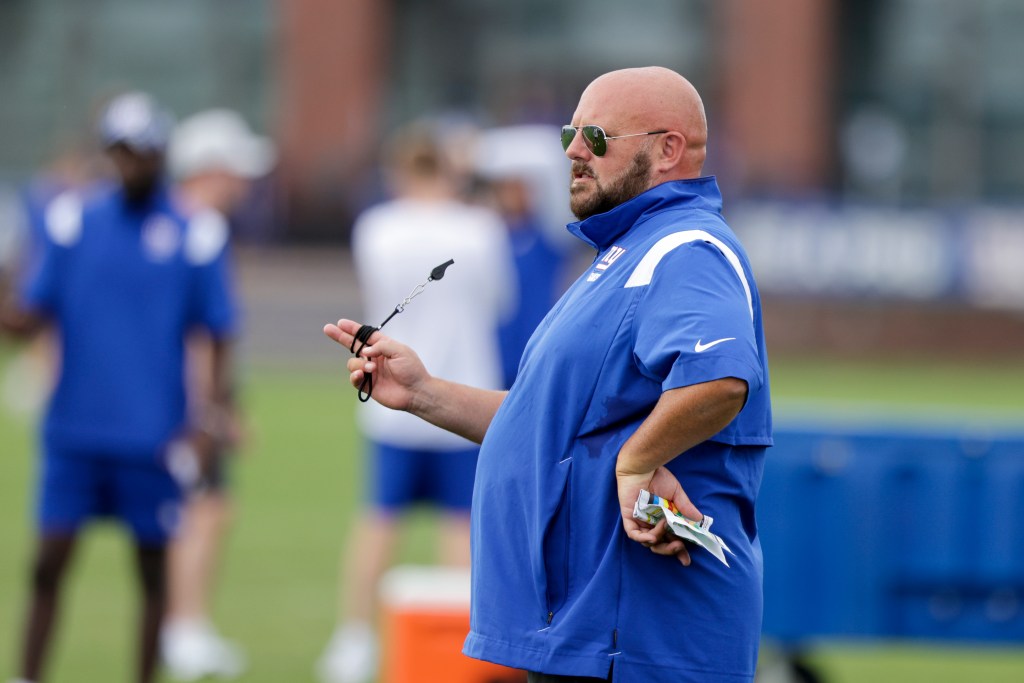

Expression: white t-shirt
xmin=352 ymin=197 xmax=516 ymax=449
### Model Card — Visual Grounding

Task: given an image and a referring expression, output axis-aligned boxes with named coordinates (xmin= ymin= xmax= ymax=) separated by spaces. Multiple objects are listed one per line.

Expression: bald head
xmin=576 ymin=66 xmax=708 ymax=178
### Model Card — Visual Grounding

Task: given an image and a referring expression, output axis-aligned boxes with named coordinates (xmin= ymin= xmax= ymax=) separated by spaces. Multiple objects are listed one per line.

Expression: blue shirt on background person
xmin=497 ymin=214 xmax=571 ymax=387
xmin=1 ymin=90 xmax=241 ymax=683
xmin=22 ymin=184 xmax=237 ymax=458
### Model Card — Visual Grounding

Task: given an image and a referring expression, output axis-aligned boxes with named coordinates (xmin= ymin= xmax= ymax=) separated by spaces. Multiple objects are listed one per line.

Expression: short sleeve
xmin=631 ymin=239 xmax=762 ymax=394
xmin=19 ymin=192 xmax=84 ymax=315
xmin=186 ymin=211 xmax=238 ymax=337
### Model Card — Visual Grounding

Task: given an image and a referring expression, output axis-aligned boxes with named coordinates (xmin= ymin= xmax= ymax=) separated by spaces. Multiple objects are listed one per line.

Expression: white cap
xmin=169 ymin=108 xmax=276 ymax=180
xmin=474 ymin=124 xmax=565 ymax=181
xmin=474 ymin=124 xmax=575 ymax=245
xmin=99 ymin=91 xmax=173 ymax=152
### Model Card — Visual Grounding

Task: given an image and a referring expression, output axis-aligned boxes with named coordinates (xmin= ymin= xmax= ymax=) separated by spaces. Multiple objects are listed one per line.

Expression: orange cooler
xmin=378 ymin=565 xmax=524 ymax=683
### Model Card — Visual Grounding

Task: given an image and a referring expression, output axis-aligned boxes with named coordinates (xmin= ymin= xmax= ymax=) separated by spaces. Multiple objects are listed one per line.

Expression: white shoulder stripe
xmin=624 ymin=229 xmax=754 ymax=320
xmin=44 ymin=192 xmax=83 ymax=246
xmin=185 ymin=209 xmax=229 ymax=265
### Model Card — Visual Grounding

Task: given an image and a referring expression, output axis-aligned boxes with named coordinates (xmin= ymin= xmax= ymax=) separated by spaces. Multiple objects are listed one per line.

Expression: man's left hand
xmin=617 ymin=465 xmax=702 ymax=566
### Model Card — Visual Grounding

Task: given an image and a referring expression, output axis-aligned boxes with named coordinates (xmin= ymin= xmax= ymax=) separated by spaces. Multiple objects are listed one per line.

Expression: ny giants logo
xmin=596 ymin=245 xmax=626 ymax=270
xmin=587 ymin=245 xmax=626 ymax=282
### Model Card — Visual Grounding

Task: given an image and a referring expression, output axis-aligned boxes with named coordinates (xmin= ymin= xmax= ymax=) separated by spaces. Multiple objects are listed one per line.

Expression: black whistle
xmin=430 ymin=259 xmax=455 ymax=281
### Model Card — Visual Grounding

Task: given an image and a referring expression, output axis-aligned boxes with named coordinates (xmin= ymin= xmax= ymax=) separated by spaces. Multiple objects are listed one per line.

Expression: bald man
xmin=324 ymin=67 xmax=772 ymax=683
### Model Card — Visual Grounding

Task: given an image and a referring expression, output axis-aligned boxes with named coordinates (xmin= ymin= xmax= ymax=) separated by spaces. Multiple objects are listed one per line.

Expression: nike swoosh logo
xmin=694 ymin=337 xmax=736 ymax=353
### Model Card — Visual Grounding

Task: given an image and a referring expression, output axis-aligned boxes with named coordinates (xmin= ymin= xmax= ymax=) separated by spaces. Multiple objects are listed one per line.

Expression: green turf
xmin=0 ymin=359 xmax=443 ymax=682
xmin=770 ymin=355 xmax=1024 ymax=424
xmin=1 ymin=349 xmax=1023 ymax=681
xmin=798 ymin=642 xmax=1024 ymax=683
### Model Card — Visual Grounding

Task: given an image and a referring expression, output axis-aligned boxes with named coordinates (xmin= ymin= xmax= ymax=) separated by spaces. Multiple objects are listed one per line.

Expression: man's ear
xmin=653 ymin=131 xmax=687 ymax=172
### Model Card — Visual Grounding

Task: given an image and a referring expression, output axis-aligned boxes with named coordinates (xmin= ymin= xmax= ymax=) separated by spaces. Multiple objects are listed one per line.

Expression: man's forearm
xmin=408 ymin=379 xmax=506 ymax=445
xmin=208 ymin=337 xmax=236 ymax=408
xmin=616 ymin=378 xmax=748 ymax=476
xmin=190 ymin=335 xmax=237 ymax=444
xmin=0 ymin=292 xmax=45 ymax=339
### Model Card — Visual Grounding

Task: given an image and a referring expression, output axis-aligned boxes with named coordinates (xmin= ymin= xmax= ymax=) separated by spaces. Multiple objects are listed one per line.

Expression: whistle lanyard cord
xmin=349 ymin=259 xmax=455 ymax=403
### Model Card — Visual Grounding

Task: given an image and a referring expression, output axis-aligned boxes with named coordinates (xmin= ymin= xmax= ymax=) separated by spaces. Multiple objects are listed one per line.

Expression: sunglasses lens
xmin=561 ymin=125 xmax=609 ymax=155
xmin=560 ymin=125 xmax=578 ymax=151
xmin=582 ymin=125 xmax=607 ymax=156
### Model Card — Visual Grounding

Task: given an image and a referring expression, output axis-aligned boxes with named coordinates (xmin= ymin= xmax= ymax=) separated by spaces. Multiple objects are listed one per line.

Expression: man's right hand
xmin=323 ymin=318 xmax=428 ymax=411
xmin=0 ymin=281 xmax=45 ymax=338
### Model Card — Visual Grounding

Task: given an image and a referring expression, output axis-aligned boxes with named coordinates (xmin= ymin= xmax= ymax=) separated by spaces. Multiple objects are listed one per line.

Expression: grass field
xmin=1 ymin=348 xmax=1023 ymax=682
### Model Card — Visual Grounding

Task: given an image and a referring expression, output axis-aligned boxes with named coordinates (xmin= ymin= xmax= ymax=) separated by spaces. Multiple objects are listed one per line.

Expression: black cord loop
xmin=351 ymin=323 xmax=381 ymax=402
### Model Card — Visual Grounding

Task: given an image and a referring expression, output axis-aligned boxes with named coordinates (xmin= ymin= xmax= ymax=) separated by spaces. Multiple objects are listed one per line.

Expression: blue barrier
xmin=759 ymin=425 xmax=1024 ymax=645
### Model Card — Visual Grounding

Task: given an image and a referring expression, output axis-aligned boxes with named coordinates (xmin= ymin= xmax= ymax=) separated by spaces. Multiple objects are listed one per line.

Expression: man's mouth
xmin=571 ymin=163 xmax=595 ymax=184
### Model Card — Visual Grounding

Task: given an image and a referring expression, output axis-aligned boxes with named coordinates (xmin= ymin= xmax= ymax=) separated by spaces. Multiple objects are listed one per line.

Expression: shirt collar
xmin=566 ymin=176 xmax=723 ymax=250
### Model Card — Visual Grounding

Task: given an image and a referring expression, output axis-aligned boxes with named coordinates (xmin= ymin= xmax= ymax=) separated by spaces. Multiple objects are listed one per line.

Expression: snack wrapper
xmin=632 ymin=489 xmax=734 ymax=567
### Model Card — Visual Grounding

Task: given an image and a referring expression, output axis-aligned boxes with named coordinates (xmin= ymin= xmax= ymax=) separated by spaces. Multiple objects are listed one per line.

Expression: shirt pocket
xmin=539 ymin=454 xmax=573 ymax=621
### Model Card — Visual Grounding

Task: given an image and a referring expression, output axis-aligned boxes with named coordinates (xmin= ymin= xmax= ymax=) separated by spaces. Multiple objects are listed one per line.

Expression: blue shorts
xmin=37 ymin=447 xmax=183 ymax=545
xmin=368 ymin=441 xmax=479 ymax=513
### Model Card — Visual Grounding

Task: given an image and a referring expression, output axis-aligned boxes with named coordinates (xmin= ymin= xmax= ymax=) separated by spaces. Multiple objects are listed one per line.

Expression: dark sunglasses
xmin=561 ymin=124 xmax=668 ymax=157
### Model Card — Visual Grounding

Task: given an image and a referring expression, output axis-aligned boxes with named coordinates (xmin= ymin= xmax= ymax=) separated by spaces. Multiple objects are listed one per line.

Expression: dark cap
xmin=99 ymin=91 xmax=173 ymax=152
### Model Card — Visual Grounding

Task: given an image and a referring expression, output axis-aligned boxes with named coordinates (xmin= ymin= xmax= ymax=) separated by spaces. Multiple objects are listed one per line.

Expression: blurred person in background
xmin=158 ymin=108 xmax=275 ymax=682
xmin=0 ymin=91 xmax=240 ymax=683
xmin=325 ymin=67 xmax=772 ymax=683
xmin=472 ymin=124 xmax=578 ymax=387
xmin=316 ymin=120 xmax=515 ymax=683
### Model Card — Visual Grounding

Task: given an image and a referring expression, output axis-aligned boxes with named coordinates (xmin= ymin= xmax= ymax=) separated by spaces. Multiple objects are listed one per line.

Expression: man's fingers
xmin=323 ymin=322 xmax=359 ymax=351
xmin=346 ymin=356 xmax=377 ymax=380
xmin=625 ymin=517 xmax=666 ymax=546
xmin=676 ymin=499 xmax=703 ymax=524
xmin=323 ymin=323 xmax=346 ymax=345
xmin=650 ymin=538 xmax=684 ymax=555
xmin=649 ymin=538 xmax=692 ymax=566
xmin=623 ymin=517 xmax=657 ymax=545
xmin=324 ymin=319 xmax=382 ymax=354
xmin=651 ymin=517 xmax=669 ymax=539
xmin=626 ymin=527 xmax=657 ymax=545
xmin=333 ymin=318 xmax=363 ymax=335
xmin=630 ymin=530 xmax=693 ymax=565
xmin=658 ymin=479 xmax=701 ymax=523
xmin=624 ymin=514 xmax=695 ymax=566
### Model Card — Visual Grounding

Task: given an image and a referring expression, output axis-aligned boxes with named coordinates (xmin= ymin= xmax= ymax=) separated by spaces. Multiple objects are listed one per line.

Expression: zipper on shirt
xmin=612 ymin=628 xmax=618 ymax=648
xmin=546 ymin=611 xmax=554 ymax=626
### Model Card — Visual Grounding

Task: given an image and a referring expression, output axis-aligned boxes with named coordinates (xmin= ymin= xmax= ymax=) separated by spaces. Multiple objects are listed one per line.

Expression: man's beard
xmin=122 ymin=175 xmax=160 ymax=205
xmin=570 ymin=149 xmax=652 ymax=220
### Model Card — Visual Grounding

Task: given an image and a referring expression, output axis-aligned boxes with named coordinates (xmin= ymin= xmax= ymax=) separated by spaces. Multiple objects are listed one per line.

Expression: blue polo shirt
xmin=20 ymin=185 xmax=237 ymax=458
xmin=464 ymin=178 xmax=772 ymax=682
